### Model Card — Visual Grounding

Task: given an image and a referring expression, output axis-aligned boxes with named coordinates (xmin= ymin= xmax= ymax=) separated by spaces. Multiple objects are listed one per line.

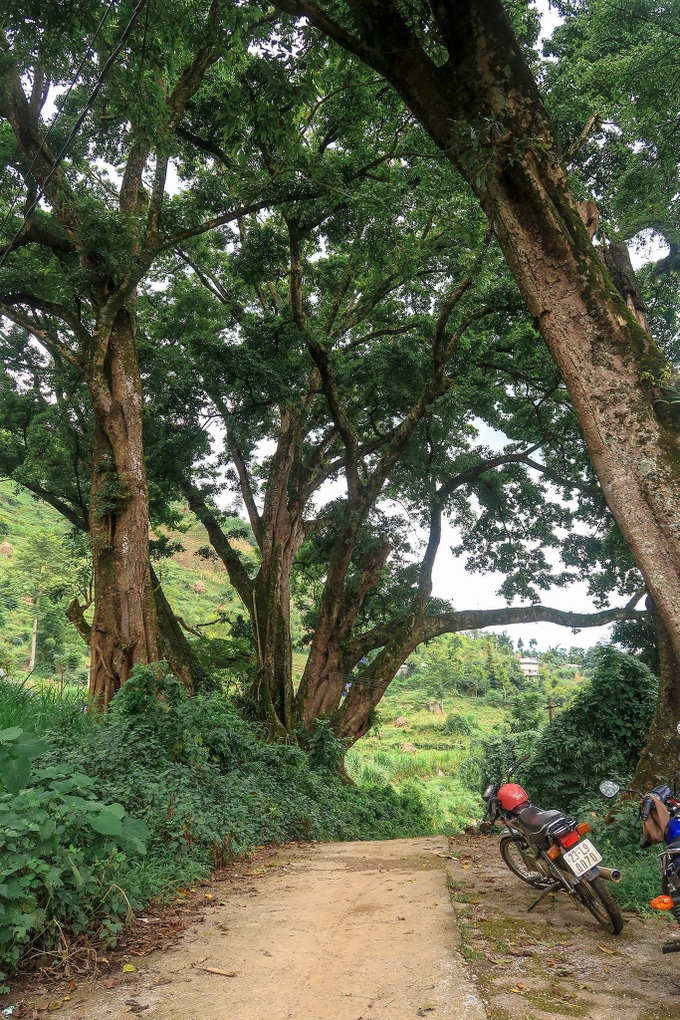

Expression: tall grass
xmin=0 ymin=679 xmax=90 ymax=737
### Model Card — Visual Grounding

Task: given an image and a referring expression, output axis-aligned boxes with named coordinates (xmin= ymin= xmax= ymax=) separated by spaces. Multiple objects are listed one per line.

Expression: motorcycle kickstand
xmin=526 ymin=882 xmax=561 ymax=913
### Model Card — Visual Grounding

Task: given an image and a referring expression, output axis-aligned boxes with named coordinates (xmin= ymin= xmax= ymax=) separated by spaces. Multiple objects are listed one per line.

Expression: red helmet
xmin=497 ymin=783 xmax=529 ymax=811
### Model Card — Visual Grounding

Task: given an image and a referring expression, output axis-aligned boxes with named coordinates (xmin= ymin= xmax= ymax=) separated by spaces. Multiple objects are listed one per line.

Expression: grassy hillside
xmin=345 ymin=682 xmax=505 ymax=832
xmin=0 ymin=481 xmax=256 ymax=683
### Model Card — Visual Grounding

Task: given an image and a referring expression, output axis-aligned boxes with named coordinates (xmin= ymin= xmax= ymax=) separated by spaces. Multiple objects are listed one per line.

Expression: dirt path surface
xmin=13 ymin=833 xmax=680 ymax=1020
xmin=15 ymin=837 xmax=485 ymax=1020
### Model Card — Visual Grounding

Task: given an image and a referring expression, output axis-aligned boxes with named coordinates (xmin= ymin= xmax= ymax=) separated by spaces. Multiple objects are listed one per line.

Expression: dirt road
xmin=16 ymin=837 xmax=485 ymax=1020
xmin=448 ymin=834 xmax=680 ymax=1020
xmin=12 ymin=833 xmax=680 ymax=1020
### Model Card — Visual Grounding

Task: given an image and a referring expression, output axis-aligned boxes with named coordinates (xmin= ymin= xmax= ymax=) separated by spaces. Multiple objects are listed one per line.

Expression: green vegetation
xmin=0 ymin=485 xmax=90 ymax=682
xmin=0 ymin=481 xmax=665 ymax=982
xmin=0 ymin=665 xmax=435 ymax=985
xmin=521 ymin=646 xmax=658 ymax=811
xmin=0 ymin=613 xmax=668 ymax=983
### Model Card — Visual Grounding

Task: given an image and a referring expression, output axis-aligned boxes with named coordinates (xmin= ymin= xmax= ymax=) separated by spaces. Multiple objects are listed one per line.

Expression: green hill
xmin=0 ymin=481 xmax=258 ymax=684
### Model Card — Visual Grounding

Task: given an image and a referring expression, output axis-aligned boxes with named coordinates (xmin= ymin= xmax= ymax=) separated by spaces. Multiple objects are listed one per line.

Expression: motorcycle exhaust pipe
xmin=599 ymin=867 xmax=622 ymax=883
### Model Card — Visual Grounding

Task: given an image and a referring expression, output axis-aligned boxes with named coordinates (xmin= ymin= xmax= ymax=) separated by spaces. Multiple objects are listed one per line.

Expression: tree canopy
xmin=1 ymin=0 xmax=677 ymax=763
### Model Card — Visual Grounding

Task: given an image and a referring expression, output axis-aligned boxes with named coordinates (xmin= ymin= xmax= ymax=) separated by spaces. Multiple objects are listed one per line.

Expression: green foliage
xmin=0 ymin=726 xmax=48 ymax=795
xmin=0 ymin=722 xmax=148 ymax=989
xmin=407 ymin=633 xmax=526 ymax=701
xmin=0 ymin=679 xmax=89 ymax=738
xmin=0 ymin=664 xmax=435 ymax=978
xmin=441 ymin=712 xmax=476 ymax=737
xmin=300 ymin=718 xmax=347 ymax=772
xmin=521 ymin=646 xmax=658 ymax=811
xmin=508 ymin=690 xmax=545 ymax=733
xmin=0 ymin=483 xmax=90 ymax=681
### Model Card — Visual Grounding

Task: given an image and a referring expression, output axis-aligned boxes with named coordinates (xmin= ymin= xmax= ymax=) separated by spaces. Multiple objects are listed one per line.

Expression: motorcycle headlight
xmin=483 ymin=784 xmax=495 ymax=800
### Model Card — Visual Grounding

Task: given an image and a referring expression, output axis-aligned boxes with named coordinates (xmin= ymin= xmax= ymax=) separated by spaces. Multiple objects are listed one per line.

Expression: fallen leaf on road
xmin=192 ymin=966 xmax=238 ymax=977
xmin=416 ymin=1004 xmax=436 ymax=1015
xmin=598 ymin=945 xmax=617 ymax=955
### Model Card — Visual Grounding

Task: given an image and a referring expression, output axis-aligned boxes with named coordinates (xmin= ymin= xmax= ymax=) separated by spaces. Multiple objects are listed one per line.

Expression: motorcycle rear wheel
xmin=499 ymin=833 xmax=550 ymax=888
xmin=572 ymin=876 xmax=624 ymax=935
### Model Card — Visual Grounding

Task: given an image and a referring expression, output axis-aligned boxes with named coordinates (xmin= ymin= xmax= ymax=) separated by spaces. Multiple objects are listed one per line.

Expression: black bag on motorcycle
xmin=641 ymin=794 xmax=671 ymax=845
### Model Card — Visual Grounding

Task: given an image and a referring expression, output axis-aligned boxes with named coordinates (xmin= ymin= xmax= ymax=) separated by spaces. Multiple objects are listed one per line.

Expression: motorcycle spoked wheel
xmin=499 ymin=833 xmax=551 ymax=888
xmin=571 ymin=875 xmax=624 ymax=935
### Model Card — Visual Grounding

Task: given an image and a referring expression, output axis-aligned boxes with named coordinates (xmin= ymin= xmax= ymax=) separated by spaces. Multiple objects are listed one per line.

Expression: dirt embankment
xmin=9 ymin=834 xmax=680 ymax=1020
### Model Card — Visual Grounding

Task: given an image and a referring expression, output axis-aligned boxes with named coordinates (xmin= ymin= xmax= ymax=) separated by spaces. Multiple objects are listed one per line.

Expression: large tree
xmin=263 ymin=0 xmax=680 ymax=762
xmin=0 ymin=0 xmax=299 ymax=702
xmin=541 ymin=0 xmax=680 ymax=785
xmin=141 ymin=50 xmax=644 ymax=745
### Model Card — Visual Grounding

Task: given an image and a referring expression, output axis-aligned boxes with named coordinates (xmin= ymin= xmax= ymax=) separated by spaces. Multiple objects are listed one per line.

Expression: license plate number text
xmin=562 ymin=838 xmax=603 ymax=877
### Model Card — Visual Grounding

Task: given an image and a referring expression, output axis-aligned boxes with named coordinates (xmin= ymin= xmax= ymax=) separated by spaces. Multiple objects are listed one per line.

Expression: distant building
xmin=518 ymin=657 xmax=540 ymax=677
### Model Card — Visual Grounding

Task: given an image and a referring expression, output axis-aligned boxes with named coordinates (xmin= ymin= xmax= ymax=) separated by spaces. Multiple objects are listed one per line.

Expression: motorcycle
xmin=599 ymin=737 xmax=680 ymax=953
xmin=483 ymin=753 xmax=624 ymax=934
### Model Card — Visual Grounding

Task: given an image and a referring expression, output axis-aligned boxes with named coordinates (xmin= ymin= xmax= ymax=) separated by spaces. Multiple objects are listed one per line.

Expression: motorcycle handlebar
xmin=508 ymin=752 xmax=531 ymax=776
xmin=640 ymin=795 xmax=654 ymax=822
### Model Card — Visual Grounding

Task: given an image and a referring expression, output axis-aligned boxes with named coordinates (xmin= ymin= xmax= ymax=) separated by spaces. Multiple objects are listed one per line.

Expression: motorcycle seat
xmin=514 ymin=804 xmax=567 ymax=834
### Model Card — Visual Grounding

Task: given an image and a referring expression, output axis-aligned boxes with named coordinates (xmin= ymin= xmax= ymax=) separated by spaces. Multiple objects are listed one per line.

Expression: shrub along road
xmin=11 ymin=834 xmax=680 ymax=1020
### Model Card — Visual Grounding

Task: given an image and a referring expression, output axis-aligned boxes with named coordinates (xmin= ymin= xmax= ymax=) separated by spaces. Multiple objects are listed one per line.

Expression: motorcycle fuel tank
xmin=497 ymin=782 xmax=529 ymax=810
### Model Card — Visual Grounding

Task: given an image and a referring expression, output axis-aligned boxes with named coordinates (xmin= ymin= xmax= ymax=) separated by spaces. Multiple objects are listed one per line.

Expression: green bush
xmin=520 ymin=646 xmax=657 ymax=812
xmin=0 ymin=664 xmax=435 ymax=978
xmin=441 ymin=712 xmax=476 ymax=737
xmin=0 ymin=727 xmax=148 ymax=990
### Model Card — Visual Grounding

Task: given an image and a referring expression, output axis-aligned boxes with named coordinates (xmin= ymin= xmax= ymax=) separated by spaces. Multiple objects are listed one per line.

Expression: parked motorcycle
xmin=483 ymin=753 xmax=624 ymax=934
xmin=599 ymin=735 xmax=680 ymax=953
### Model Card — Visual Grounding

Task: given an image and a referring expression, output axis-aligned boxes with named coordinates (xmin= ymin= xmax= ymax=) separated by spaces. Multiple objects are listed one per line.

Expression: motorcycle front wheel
xmin=499 ymin=833 xmax=551 ymax=888
xmin=572 ymin=875 xmax=624 ymax=935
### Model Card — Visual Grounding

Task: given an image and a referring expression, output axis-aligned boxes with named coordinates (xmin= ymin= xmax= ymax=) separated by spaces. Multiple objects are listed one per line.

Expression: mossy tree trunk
xmin=0 ymin=5 xmax=226 ymax=704
xmin=87 ymin=308 xmax=159 ymax=707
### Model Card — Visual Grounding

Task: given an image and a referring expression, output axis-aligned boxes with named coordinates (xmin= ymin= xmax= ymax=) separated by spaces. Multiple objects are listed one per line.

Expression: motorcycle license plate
xmin=562 ymin=838 xmax=603 ymax=877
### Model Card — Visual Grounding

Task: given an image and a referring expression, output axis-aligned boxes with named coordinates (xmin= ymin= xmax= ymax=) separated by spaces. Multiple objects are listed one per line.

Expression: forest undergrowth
xmin=0 ymin=644 xmax=665 ymax=989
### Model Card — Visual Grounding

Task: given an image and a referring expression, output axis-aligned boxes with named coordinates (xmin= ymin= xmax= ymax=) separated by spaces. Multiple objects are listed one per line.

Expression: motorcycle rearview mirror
xmin=599 ymin=779 xmax=621 ymax=798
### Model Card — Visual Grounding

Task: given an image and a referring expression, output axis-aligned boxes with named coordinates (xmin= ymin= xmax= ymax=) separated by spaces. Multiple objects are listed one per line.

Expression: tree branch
xmin=0 ymin=302 xmax=84 ymax=370
xmin=179 ymin=477 xmax=255 ymax=601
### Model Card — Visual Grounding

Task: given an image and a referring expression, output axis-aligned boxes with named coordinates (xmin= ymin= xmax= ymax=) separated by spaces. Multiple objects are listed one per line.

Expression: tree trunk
xmin=250 ymin=531 xmax=302 ymax=740
xmin=297 ymin=523 xmax=389 ymax=730
xmin=630 ymin=605 xmax=680 ymax=790
xmin=87 ymin=309 xmax=158 ymax=707
xmin=28 ymin=608 xmax=38 ymax=673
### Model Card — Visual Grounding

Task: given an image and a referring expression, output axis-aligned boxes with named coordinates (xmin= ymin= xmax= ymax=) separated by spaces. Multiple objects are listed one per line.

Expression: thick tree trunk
xmin=297 ymin=524 xmax=389 ymax=730
xmin=87 ymin=310 xmax=158 ymax=707
xmin=630 ymin=606 xmax=680 ymax=790
xmin=250 ymin=529 xmax=302 ymax=739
